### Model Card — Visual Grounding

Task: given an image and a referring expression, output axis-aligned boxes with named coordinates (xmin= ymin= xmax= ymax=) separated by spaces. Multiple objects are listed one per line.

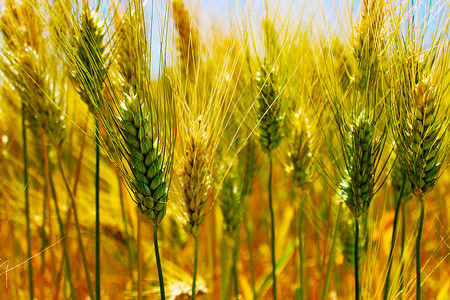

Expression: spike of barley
xmin=72 ymin=9 xmax=107 ymax=112
xmin=179 ymin=118 xmax=212 ymax=238
xmin=256 ymin=64 xmax=283 ymax=153
xmin=287 ymin=109 xmax=314 ymax=189
xmin=171 ymin=0 xmax=199 ymax=77
xmin=120 ymin=92 xmax=168 ymax=225
xmin=403 ymin=76 xmax=443 ymax=197
xmin=340 ymin=113 xmax=381 ymax=218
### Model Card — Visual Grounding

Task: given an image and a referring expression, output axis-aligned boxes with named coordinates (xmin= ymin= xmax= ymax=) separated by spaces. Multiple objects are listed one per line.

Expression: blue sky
xmin=141 ymin=0 xmax=446 ymax=76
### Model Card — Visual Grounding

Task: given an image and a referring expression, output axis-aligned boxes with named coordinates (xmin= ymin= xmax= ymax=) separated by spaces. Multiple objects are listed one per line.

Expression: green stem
xmin=48 ymin=157 xmax=76 ymax=300
xmin=22 ymin=104 xmax=33 ymax=300
xmin=41 ymin=132 xmax=49 ymax=273
xmin=57 ymin=153 xmax=94 ymax=300
xmin=118 ymin=173 xmax=134 ymax=277
xmin=95 ymin=120 xmax=101 ymax=300
xmin=383 ymin=172 xmax=407 ymax=300
xmin=244 ymin=213 xmax=256 ymax=299
xmin=153 ymin=225 xmax=165 ymax=299
xmin=192 ymin=236 xmax=199 ymax=300
xmin=321 ymin=202 xmax=342 ymax=300
xmin=416 ymin=198 xmax=425 ymax=300
xmin=220 ymin=240 xmax=231 ymax=300
xmin=137 ymin=212 xmax=142 ymax=300
xmin=399 ymin=201 xmax=406 ymax=297
xmin=355 ymin=217 xmax=360 ymax=300
xmin=232 ymin=232 xmax=240 ymax=299
xmin=40 ymin=168 xmax=48 ymax=273
xmin=268 ymin=154 xmax=277 ymax=299
xmin=298 ymin=192 xmax=304 ymax=300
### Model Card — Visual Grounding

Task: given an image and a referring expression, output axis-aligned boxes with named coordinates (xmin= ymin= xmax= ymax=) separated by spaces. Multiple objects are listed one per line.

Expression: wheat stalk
xmin=255 ymin=60 xmax=284 ymax=299
xmin=69 ymin=7 xmax=108 ymax=299
xmin=390 ymin=51 xmax=449 ymax=300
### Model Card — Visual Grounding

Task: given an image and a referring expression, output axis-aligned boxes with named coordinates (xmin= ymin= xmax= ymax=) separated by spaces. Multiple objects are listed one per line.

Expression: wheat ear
xmin=256 ymin=62 xmax=284 ymax=299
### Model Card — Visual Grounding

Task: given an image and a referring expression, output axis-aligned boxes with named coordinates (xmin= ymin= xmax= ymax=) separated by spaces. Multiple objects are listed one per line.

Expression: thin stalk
xmin=293 ymin=199 xmax=299 ymax=300
xmin=220 ymin=240 xmax=231 ymax=300
xmin=153 ymin=225 xmax=165 ymax=300
xmin=118 ymin=172 xmax=134 ymax=277
xmin=61 ymin=124 xmax=88 ymax=237
xmin=416 ymin=198 xmax=425 ymax=300
xmin=22 ymin=104 xmax=33 ymax=300
xmin=40 ymin=132 xmax=49 ymax=273
xmin=355 ymin=217 xmax=360 ymax=300
xmin=232 ymin=232 xmax=240 ymax=299
xmin=95 ymin=120 xmax=101 ymax=300
xmin=137 ymin=211 xmax=142 ymax=300
xmin=298 ymin=192 xmax=304 ymax=300
xmin=383 ymin=172 xmax=407 ymax=300
xmin=57 ymin=153 xmax=94 ymax=300
xmin=192 ymin=236 xmax=199 ymax=300
xmin=321 ymin=202 xmax=343 ymax=300
xmin=244 ymin=213 xmax=256 ymax=299
xmin=48 ymin=155 xmax=76 ymax=300
xmin=268 ymin=154 xmax=277 ymax=299
xmin=399 ymin=201 xmax=406 ymax=296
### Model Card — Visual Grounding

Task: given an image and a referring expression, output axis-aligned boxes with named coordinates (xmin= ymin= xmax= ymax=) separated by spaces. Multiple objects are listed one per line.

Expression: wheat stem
xmin=48 ymin=153 xmax=75 ymax=300
xmin=57 ymin=153 xmax=94 ymax=300
xmin=41 ymin=131 xmax=49 ymax=273
xmin=22 ymin=103 xmax=34 ymax=300
xmin=321 ymin=202 xmax=342 ymax=300
xmin=192 ymin=236 xmax=199 ymax=300
xmin=244 ymin=213 xmax=256 ymax=299
xmin=416 ymin=198 xmax=425 ymax=300
xmin=153 ymin=225 xmax=165 ymax=299
xmin=355 ymin=217 xmax=360 ymax=300
xmin=298 ymin=192 xmax=305 ymax=300
xmin=383 ymin=171 xmax=406 ymax=299
xmin=137 ymin=211 xmax=142 ymax=300
xmin=268 ymin=154 xmax=277 ymax=299
xmin=232 ymin=232 xmax=240 ymax=299
xmin=95 ymin=119 xmax=101 ymax=300
xmin=400 ymin=201 xmax=406 ymax=296
xmin=220 ymin=239 xmax=231 ymax=300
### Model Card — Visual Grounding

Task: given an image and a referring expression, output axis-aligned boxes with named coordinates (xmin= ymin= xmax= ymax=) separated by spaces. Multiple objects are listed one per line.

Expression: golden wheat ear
xmin=178 ymin=117 xmax=213 ymax=237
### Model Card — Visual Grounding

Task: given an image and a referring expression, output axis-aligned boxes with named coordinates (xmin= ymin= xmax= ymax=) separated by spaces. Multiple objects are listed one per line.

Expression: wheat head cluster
xmin=0 ymin=0 xmax=449 ymax=299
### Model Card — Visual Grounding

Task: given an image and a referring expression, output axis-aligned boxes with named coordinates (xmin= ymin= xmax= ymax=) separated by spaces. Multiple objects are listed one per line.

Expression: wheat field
xmin=0 ymin=0 xmax=449 ymax=299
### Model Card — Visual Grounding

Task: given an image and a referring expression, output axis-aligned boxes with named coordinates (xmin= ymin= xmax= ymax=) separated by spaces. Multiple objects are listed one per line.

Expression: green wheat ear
xmin=287 ymin=109 xmax=314 ymax=189
xmin=220 ymin=162 xmax=243 ymax=237
xmin=120 ymin=92 xmax=168 ymax=225
xmin=340 ymin=113 xmax=384 ymax=218
xmin=256 ymin=63 xmax=284 ymax=153
xmin=404 ymin=76 xmax=443 ymax=197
